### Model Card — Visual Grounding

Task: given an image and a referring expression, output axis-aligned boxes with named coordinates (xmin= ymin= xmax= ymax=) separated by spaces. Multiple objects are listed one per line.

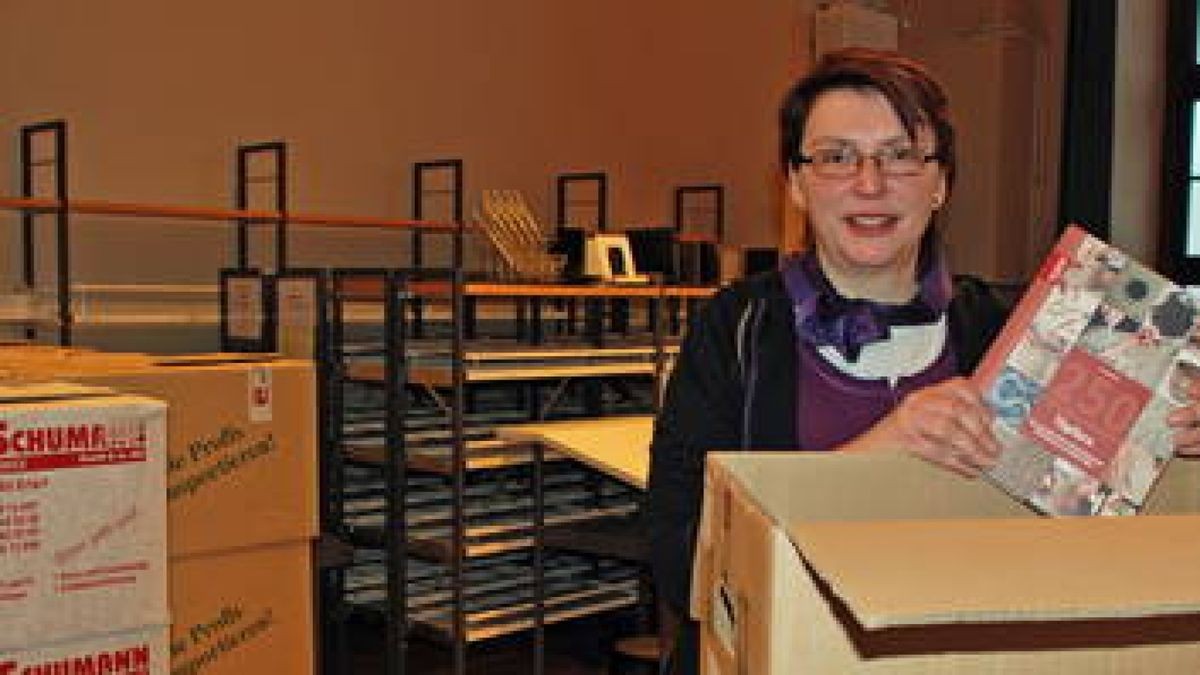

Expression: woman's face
xmin=788 ymin=87 xmax=947 ymax=285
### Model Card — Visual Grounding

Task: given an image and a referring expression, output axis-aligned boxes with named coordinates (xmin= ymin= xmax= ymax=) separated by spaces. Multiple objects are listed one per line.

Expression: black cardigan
xmin=646 ymin=268 xmax=1012 ymax=616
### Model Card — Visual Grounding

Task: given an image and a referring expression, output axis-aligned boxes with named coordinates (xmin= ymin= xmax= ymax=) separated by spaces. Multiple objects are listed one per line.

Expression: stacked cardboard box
xmin=0 ymin=351 xmax=318 ymax=675
xmin=0 ymin=382 xmax=170 ymax=673
xmin=692 ymin=451 xmax=1200 ymax=673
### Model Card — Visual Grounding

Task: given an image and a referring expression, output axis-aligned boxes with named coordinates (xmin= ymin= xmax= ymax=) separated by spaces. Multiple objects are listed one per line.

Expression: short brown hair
xmin=779 ymin=48 xmax=956 ymax=190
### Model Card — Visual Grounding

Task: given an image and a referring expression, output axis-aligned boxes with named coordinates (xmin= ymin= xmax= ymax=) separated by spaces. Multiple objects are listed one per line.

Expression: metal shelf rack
xmin=278 ymin=265 xmax=712 ymax=674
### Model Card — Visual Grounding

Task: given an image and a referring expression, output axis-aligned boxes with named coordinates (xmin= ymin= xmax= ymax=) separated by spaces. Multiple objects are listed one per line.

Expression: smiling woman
xmin=787 ymin=87 xmax=946 ymax=299
xmin=649 ymin=46 xmax=1200 ymax=675
xmin=646 ymin=48 xmax=1014 ymax=675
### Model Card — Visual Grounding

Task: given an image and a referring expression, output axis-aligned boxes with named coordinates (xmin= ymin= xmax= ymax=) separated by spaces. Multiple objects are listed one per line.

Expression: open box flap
xmin=716 ymin=450 xmax=1030 ymax=522
xmin=786 ymin=513 xmax=1200 ymax=630
xmin=710 ymin=451 xmax=1200 ymax=629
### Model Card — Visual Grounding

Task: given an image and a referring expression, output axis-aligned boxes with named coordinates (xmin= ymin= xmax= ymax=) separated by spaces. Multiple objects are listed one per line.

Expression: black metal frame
xmin=449 ymin=225 xmax=468 ymax=675
xmin=236 ymin=141 xmax=288 ymax=272
xmin=411 ymin=159 xmax=464 ymax=339
xmin=554 ymin=171 xmax=608 ymax=333
xmin=673 ymin=184 xmax=725 ymax=285
xmin=555 ymin=171 xmax=608 ymax=233
xmin=316 ymin=225 xmax=469 ymax=675
xmin=411 ymin=159 xmax=464 ymax=270
xmin=267 ymin=268 xmax=351 ymax=675
xmin=673 ymin=184 xmax=724 ymax=242
xmin=20 ymin=120 xmax=70 ymax=344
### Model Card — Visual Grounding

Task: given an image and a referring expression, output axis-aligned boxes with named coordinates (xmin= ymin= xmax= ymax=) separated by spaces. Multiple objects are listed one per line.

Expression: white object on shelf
xmin=583 ymin=234 xmax=648 ymax=284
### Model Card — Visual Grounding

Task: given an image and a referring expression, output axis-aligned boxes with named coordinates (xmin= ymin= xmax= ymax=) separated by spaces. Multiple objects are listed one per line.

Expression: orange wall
xmin=0 ymin=1 xmax=1106 ymax=292
xmin=0 ymin=0 xmax=800 ymax=284
xmin=902 ymin=0 xmax=1067 ymax=282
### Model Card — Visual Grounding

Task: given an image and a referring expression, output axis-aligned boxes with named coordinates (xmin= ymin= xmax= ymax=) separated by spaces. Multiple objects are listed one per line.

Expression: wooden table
xmin=496 ymin=415 xmax=653 ymax=489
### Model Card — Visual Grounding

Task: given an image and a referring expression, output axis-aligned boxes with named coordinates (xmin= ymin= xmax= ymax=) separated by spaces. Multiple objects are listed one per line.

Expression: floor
xmin=344 ymin=613 xmax=658 ymax=675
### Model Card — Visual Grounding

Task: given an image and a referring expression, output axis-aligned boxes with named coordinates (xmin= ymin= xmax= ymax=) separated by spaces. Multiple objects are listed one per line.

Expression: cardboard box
xmin=0 ymin=383 xmax=168 ymax=651
xmin=692 ymin=452 xmax=1200 ymax=674
xmin=0 ymin=624 xmax=169 ymax=675
xmin=169 ymin=540 xmax=313 ymax=675
xmin=0 ymin=353 xmax=318 ymax=557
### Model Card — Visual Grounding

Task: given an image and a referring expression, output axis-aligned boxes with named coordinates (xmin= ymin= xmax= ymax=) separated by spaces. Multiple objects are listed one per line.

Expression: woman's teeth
xmin=846 ymin=215 xmax=895 ymax=227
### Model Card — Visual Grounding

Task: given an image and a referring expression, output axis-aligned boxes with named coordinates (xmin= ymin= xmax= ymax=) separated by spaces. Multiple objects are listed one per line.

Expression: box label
xmin=0 ymin=397 xmax=167 ymax=649
xmin=0 ymin=416 xmax=149 ymax=473
xmin=247 ymin=369 xmax=272 ymax=424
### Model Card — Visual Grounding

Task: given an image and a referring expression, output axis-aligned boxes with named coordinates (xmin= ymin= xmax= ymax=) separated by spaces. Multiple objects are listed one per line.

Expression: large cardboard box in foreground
xmin=0 ymin=353 xmax=318 ymax=557
xmin=692 ymin=452 xmax=1200 ymax=674
xmin=0 ymin=383 xmax=168 ymax=651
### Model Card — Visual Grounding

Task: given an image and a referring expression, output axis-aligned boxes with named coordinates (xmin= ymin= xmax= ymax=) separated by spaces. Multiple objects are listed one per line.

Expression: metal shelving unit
xmin=307 ymin=266 xmax=711 ymax=674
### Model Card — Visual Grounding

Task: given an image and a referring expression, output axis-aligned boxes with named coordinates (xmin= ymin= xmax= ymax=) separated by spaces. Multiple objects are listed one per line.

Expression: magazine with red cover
xmin=973 ymin=224 xmax=1200 ymax=516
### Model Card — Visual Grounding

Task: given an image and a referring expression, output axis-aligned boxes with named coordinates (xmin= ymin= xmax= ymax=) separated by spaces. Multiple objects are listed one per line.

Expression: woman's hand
xmin=845 ymin=376 xmax=1002 ymax=477
xmin=1167 ymin=377 xmax=1200 ymax=458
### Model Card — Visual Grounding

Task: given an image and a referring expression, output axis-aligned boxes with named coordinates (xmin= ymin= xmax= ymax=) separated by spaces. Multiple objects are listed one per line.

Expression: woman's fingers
xmin=900 ymin=379 xmax=999 ymax=477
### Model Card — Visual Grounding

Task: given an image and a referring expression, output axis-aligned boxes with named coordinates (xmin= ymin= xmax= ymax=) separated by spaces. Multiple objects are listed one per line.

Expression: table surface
xmin=496 ymin=415 xmax=654 ymax=489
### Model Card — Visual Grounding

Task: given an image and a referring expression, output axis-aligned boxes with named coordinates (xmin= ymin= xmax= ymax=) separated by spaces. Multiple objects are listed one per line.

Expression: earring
xmin=932 ymin=194 xmax=945 ymax=209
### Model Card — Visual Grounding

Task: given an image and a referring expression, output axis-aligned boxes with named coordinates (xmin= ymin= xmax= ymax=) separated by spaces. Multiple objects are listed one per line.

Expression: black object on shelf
xmin=551 ymin=226 xmax=588 ymax=281
xmin=626 ymin=228 xmax=678 ymax=282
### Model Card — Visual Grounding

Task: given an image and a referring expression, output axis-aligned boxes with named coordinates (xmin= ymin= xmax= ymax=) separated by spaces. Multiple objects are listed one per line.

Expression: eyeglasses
xmin=796 ymin=145 xmax=939 ymax=179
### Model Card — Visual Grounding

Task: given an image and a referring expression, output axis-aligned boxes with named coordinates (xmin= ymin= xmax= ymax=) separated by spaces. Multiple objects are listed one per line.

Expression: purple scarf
xmin=782 ymin=250 xmax=952 ymax=362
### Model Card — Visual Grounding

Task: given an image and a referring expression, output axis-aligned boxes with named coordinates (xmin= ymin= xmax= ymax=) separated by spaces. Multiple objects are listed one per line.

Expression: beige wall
xmin=900 ymin=0 xmax=1066 ymax=282
xmin=0 ymin=0 xmax=1164 ymax=300
xmin=780 ymin=0 xmax=1069 ymax=280
xmin=0 ymin=0 xmax=800 ymax=286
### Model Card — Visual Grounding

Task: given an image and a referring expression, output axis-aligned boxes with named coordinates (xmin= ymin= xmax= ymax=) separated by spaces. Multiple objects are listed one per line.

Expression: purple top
xmin=796 ymin=340 xmax=957 ymax=450
xmin=782 ymin=251 xmax=959 ymax=450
